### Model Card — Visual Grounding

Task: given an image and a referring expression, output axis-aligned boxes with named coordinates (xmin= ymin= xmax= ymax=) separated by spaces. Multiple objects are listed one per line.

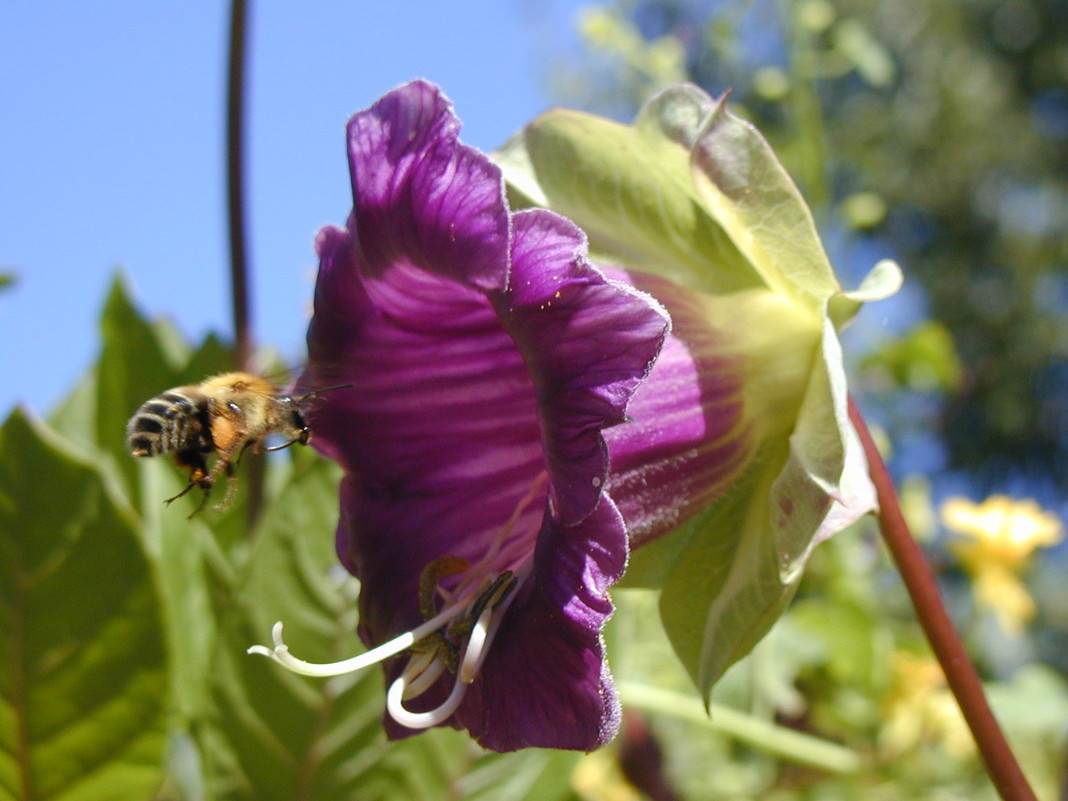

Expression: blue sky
xmin=0 ymin=2 xmax=588 ymax=415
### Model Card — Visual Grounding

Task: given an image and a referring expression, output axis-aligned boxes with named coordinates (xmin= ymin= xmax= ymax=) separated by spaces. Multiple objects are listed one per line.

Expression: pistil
xmin=248 ymin=563 xmax=521 ymax=728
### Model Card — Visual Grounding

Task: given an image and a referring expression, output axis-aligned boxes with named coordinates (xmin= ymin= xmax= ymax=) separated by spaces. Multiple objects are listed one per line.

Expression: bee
xmin=126 ymin=371 xmax=347 ymax=514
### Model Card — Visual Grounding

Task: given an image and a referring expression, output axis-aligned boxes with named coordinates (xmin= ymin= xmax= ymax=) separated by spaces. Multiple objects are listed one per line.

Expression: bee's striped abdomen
xmin=126 ymin=389 xmax=210 ymax=457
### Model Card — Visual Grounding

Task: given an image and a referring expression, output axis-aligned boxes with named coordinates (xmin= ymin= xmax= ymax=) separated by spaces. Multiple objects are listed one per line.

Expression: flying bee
xmin=126 ymin=371 xmax=348 ymax=515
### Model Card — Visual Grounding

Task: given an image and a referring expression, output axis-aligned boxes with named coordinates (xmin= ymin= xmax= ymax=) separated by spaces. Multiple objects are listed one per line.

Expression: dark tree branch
xmin=227 ymin=0 xmax=251 ymax=371
xmin=226 ymin=0 xmax=264 ymax=527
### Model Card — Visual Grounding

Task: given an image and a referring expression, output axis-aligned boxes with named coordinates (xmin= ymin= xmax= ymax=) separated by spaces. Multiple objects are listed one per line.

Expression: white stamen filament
xmin=246 ymin=599 xmax=470 ymax=677
xmin=248 ymin=570 xmax=519 ymax=698
xmin=402 ymin=651 xmax=447 ymax=699
xmin=459 ymin=606 xmax=494 ymax=684
xmin=462 ymin=560 xmax=528 ymax=683
xmin=387 ymin=658 xmax=469 ymax=729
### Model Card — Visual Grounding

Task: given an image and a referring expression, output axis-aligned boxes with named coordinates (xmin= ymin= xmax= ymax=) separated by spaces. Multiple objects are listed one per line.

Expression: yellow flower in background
xmin=571 ymin=748 xmax=641 ymax=801
xmin=881 ymin=651 xmax=972 ymax=758
xmin=941 ymin=495 xmax=1063 ymax=632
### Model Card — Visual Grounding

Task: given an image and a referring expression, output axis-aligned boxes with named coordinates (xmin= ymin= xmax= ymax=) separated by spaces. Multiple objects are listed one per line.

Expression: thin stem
xmin=848 ymin=399 xmax=1037 ymax=801
xmin=226 ymin=0 xmax=264 ymax=528
xmin=618 ymin=683 xmax=859 ymax=774
xmin=227 ymin=0 xmax=251 ymax=371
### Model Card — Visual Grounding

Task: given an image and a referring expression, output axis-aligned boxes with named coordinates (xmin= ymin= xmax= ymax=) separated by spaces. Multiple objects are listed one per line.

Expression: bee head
xmin=282 ymin=383 xmax=353 ymax=446
xmin=288 ymin=402 xmax=311 ymax=445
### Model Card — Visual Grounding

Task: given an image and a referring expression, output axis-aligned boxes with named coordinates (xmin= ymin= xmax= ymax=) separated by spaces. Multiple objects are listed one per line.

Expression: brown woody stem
xmin=848 ymin=398 xmax=1036 ymax=801
xmin=227 ymin=0 xmax=251 ymax=371
xmin=226 ymin=0 xmax=264 ymax=528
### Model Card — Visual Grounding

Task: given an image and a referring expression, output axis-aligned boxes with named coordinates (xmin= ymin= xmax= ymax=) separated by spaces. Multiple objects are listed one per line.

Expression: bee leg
xmin=164 ymin=480 xmax=197 ymax=504
xmin=263 ymin=435 xmax=304 ymax=452
xmin=186 ymin=486 xmax=213 ymax=519
xmin=167 ymin=450 xmax=214 ymax=517
xmin=215 ymin=460 xmax=240 ymax=510
xmin=233 ymin=439 xmax=257 ymax=464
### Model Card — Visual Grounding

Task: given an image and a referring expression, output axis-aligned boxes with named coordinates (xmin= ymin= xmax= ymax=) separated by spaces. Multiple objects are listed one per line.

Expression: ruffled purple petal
xmin=457 ymin=498 xmax=627 ymax=752
xmin=601 ymin=268 xmax=753 ymax=548
xmin=309 ymin=263 xmax=544 ymax=643
xmin=498 ymin=210 xmax=669 ymax=525
xmin=347 ymin=79 xmax=509 ymax=292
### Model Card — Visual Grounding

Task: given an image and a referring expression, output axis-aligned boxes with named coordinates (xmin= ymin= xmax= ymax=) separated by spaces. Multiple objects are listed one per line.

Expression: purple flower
xmin=249 ymin=81 xmax=669 ymax=752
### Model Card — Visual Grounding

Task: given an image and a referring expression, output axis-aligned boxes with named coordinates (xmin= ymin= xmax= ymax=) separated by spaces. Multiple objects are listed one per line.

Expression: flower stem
xmin=618 ymin=683 xmax=859 ymax=774
xmin=226 ymin=0 xmax=264 ymax=528
xmin=848 ymin=399 xmax=1037 ymax=801
xmin=227 ymin=0 xmax=252 ymax=372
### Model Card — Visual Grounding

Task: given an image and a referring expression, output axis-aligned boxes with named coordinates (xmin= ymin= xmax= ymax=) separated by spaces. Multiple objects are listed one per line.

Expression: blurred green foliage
xmin=555 ymin=0 xmax=1068 ymax=488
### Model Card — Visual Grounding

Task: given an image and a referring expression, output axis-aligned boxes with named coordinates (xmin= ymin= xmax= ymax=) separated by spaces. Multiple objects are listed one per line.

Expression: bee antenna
xmin=298 ymin=383 xmax=354 ymax=402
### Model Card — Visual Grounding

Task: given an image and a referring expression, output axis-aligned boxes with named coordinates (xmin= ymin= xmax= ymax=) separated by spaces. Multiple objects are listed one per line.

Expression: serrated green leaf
xmin=0 ymin=408 xmax=167 ymax=800
xmin=94 ymin=275 xmax=237 ymax=522
xmin=456 ymin=748 xmax=582 ymax=801
xmin=181 ymin=334 xmax=234 ymax=387
xmin=202 ymin=456 xmax=387 ymax=801
xmin=46 ymin=371 xmax=97 ymax=454
xmin=137 ymin=458 xmax=218 ymax=725
xmin=96 ymin=274 xmax=185 ymax=500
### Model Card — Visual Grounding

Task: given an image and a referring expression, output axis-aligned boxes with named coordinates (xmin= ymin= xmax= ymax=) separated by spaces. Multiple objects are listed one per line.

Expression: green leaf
xmin=90 ymin=275 xmax=236 ymax=519
xmin=46 ymin=370 xmax=98 ymax=454
xmin=137 ymin=458 xmax=218 ymax=724
xmin=340 ymin=727 xmax=583 ymax=801
xmin=455 ymin=748 xmax=582 ymax=801
xmin=0 ymin=408 xmax=168 ymax=800
xmin=182 ymin=333 xmax=234 ymax=387
xmin=0 ymin=273 xmax=15 ymax=293
xmin=95 ymin=273 xmax=185 ymax=500
xmin=860 ymin=319 xmax=962 ymax=393
xmin=201 ymin=456 xmax=390 ymax=800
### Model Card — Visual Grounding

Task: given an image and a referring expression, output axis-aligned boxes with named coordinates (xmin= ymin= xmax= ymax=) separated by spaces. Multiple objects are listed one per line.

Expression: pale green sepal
xmin=829 ymin=258 xmax=905 ymax=328
xmin=633 ymin=82 xmax=715 ymax=149
xmin=654 ymin=439 xmax=802 ymax=698
xmin=494 ymin=131 xmax=548 ymax=209
xmin=771 ymin=316 xmax=877 ymax=583
xmin=648 ymin=318 xmax=876 ymax=699
xmin=840 ymin=258 xmax=903 ymax=302
xmin=500 ymin=107 xmax=761 ymax=293
xmin=689 ymin=97 xmax=840 ymax=309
